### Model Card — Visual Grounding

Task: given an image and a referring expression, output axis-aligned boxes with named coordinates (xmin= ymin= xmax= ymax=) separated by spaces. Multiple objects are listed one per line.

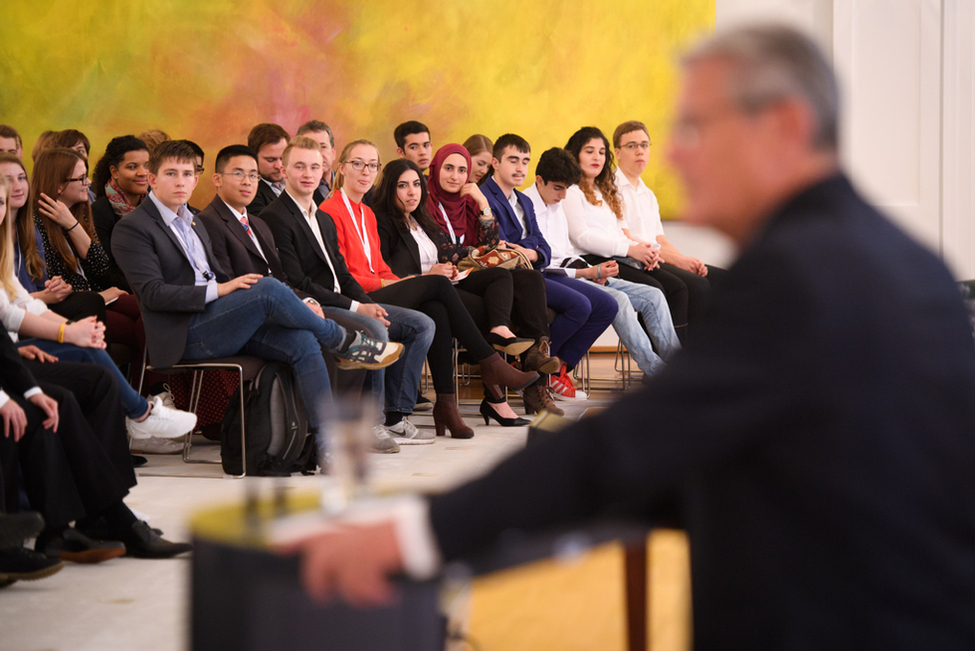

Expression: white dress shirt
xmin=523 ymin=184 xmax=588 ymax=276
xmin=285 ymin=190 xmax=359 ymax=313
xmin=408 ymin=218 xmax=440 ymax=273
xmin=561 ymin=184 xmax=638 ymax=258
xmin=507 ymin=191 xmax=528 ymax=239
xmin=615 ymin=168 xmax=665 ymax=244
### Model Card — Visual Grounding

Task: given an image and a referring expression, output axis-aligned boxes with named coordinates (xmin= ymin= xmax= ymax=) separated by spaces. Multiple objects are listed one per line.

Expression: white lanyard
xmin=341 ymin=188 xmax=374 ymax=274
xmin=439 ymin=203 xmax=465 ymax=245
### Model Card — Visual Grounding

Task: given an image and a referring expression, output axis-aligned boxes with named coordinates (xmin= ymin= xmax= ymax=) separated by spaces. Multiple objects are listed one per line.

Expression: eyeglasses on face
xmin=221 ymin=171 xmax=260 ymax=181
xmin=65 ymin=175 xmax=91 ymax=185
xmin=621 ymin=142 xmax=651 ymax=151
xmin=343 ymin=160 xmax=380 ymax=172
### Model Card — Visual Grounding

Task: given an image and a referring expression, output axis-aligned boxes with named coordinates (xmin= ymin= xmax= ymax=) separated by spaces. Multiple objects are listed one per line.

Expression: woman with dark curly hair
xmin=90 ymin=136 xmax=150 ymax=291
xmin=562 ymin=126 xmax=689 ymax=340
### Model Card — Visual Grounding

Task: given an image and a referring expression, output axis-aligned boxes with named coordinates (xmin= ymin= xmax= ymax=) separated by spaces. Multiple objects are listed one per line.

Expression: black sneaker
xmin=0 ymin=547 xmax=64 ymax=585
xmin=334 ymin=332 xmax=404 ymax=370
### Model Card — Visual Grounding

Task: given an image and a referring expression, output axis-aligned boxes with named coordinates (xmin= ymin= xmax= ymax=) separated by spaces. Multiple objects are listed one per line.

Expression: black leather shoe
xmin=0 ymin=547 xmax=64 ymax=585
xmin=35 ymin=528 xmax=126 ymax=564
xmin=75 ymin=516 xmax=162 ymax=542
xmin=120 ymin=521 xmax=192 ymax=559
xmin=485 ymin=333 xmax=535 ymax=356
xmin=479 ymin=400 xmax=530 ymax=427
xmin=0 ymin=512 xmax=44 ymax=549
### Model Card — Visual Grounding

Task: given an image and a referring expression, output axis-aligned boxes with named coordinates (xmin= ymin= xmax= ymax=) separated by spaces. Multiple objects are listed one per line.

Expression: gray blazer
xmin=111 ymin=199 xmax=229 ymax=368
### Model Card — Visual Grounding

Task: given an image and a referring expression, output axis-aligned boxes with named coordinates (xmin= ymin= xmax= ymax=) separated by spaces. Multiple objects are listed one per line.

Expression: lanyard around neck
xmin=341 ymin=188 xmax=374 ymax=274
xmin=438 ymin=202 xmax=464 ymax=245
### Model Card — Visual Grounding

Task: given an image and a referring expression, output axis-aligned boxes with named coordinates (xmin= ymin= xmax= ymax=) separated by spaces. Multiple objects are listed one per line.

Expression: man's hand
xmin=277 ymin=521 xmax=405 ymax=607
xmin=217 ymin=274 xmax=263 ymax=297
xmin=508 ymin=243 xmax=538 ymax=263
xmin=0 ymin=400 xmax=27 ymax=441
xmin=28 ymin=393 xmax=58 ymax=433
xmin=64 ymin=316 xmax=107 ymax=349
xmin=17 ymin=345 xmax=58 ymax=363
xmin=306 ymin=302 xmax=325 ymax=318
xmin=357 ymin=303 xmax=390 ymax=327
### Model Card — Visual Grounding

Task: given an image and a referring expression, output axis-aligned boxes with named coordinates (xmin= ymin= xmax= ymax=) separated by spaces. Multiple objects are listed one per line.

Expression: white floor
xmin=0 ymin=393 xmax=616 ymax=651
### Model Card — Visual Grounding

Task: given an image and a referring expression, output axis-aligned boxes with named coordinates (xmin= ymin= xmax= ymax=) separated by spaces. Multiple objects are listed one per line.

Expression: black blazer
xmin=375 ymin=208 xmax=425 ymax=277
xmin=258 ymin=191 xmax=372 ymax=309
xmin=246 ymin=179 xmax=279 ymax=220
xmin=111 ymin=199 xmax=230 ymax=368
xmin=0 ymin=330 xmax=39 ymax=397
xmin=196 ymin=196 xmax=314 ymax=303
xmin=428 ymin=174 xmax=975 ymax=648
xmin=90 ymin=195 xmax=131 ymax=291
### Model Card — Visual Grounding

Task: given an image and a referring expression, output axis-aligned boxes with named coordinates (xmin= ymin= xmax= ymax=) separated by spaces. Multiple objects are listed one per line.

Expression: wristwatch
xmin=479 ymin=207 xmax=492 ymax=217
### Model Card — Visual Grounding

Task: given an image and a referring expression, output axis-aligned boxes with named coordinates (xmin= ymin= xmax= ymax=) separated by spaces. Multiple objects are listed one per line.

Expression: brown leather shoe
xmin=521 ymin=336 xmax=562 ymax=375
xmin=433 ymin=394 xmax=474 ymax=439
xmin=522 ymin=381 xmax=564 ymax=416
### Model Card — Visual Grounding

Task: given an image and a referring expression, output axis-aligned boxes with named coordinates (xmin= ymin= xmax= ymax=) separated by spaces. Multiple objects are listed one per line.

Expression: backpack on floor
xmin=220 ymin=362 xmax=313 ymax=476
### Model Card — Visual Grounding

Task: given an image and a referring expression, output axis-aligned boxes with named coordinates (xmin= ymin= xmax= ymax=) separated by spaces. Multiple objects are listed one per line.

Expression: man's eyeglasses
xmin=221 ymin=171 xmax=260 ymax=181
xmin=343 ymin=160 xmax=380 ymax=172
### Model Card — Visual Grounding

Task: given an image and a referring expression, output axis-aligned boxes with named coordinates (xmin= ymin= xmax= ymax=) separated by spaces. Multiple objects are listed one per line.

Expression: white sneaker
xmin=126 ymin=395 xmax=197 ymax=440
xmin=386 ymin=418 xmax=434 ymax=445
xmin=130 ymin=436 xmax=184 ymax=454
xmin=370 ymin=425 xmax=400 ymax=454
xmin=155 ymin=386 xmax=176 ymax=409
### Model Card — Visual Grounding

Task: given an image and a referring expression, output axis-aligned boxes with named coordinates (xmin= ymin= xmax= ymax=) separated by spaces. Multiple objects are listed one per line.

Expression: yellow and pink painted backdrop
xmin=1 ymin=0 xmax=713 ymax=217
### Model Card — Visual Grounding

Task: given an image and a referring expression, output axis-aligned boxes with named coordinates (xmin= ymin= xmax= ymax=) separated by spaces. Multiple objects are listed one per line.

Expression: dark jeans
xmin=371 ymin=275 xmax=494 ymax=395
xmin=544 ymin=275 xmax=618 ymax=368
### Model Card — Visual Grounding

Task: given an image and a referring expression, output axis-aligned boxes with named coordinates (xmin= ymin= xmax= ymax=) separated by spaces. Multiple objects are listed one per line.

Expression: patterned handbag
xmin=456 ymin=245 xmax=532 ymax=272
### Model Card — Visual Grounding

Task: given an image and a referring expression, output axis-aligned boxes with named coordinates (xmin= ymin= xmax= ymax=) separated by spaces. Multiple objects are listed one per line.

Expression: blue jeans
xmin=21 ymin=339 xmax=149 ymax=419
xmin=599 ymin=278 xmax=681 ymax=376
xmin=321 ymin=304 xmax=434 ymax=417
xmin=544 ymin=275 xmax=618 ymax=367
xmin=182 ymin=277 xmax=345 ymax=434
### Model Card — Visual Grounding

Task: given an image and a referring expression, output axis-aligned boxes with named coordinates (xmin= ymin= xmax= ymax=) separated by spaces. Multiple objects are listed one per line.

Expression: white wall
xmin=716 ymin=0 xmax=975 ymax=279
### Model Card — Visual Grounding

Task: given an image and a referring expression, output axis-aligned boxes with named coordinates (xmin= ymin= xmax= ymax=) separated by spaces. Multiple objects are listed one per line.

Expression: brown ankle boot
xmin=521 ymin=336 xmax=562 ymax=375
xmin=433 ymin=394 xmax=474 ymax=439
xmin=522 ymin=381 xmax=564 ymax=416
xmin=479 ymin=353 xmax=539 ymax=401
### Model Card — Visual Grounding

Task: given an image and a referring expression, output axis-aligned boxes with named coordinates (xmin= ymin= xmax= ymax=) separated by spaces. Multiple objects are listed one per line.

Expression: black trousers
xmin=370 ymin=275 xmax=494 ymax=395
xmin=453 ymin=267 xmax=514 ymax=331
xmin=46 ymin=290 xmax=107 ymax=324
xmin=508 ymin=269 xmax=550 ymax=341
xmin=0 ymin=380 xmax=131 ymax=529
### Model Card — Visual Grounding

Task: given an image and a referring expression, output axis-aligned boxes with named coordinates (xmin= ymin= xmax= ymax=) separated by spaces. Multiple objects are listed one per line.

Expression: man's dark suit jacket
xmin=258 ymin=191 xmax=373 ymax=310
xmin=196 ymin=196 xmax=312 ymax=302
xmin=246 ymin=178 xmax=280 ymax=220
xmin=481 ymin=176 xmax=552 ymax=269
xmin=429 ymin=174 xmax=975 ymax=648
xmin=111 ymin=198 xmax=230 ymax=368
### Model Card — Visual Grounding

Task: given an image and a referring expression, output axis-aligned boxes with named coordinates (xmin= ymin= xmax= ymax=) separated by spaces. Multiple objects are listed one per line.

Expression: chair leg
xmin=236 ymin=365 xmax=247 ymax=478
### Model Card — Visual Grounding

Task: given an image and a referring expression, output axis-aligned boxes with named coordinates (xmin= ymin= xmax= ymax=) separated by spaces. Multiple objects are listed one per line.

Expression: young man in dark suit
xmin=111 ymin=141 xmax=404 ymax=462
xmin=258 ymin=137 xmax=435 ymax=449
xmin=282 ymin=24 xmax=975 ymax=648
xmin=197 ymin=144 xmax=369 ymax=399
xmin=245 ymin=123 xmax=290 ymax=218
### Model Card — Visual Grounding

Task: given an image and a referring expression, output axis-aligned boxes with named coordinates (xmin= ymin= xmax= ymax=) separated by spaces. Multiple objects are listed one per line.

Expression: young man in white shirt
xmin=614 ymin=120 xmax=725 ymax=325
xmin=526 ymin=147 xmax=681 ymax=384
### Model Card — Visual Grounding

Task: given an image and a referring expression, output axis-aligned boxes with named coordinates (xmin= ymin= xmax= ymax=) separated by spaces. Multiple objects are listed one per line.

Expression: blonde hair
xmin=333 ymin=139 xmax=380 ymax=198
xmin=0 ymin=175 xmax=19 ymax=299
xmin=281 ymin=135 xmax=322 ymax=168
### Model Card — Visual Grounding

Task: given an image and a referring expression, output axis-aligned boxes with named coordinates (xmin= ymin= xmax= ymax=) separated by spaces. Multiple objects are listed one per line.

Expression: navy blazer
xmin=429 ymin=174 xmax=975 ymax=648
xmin=481 ymin=176 xmax=552 ymax=269
xmin=258 ymin=191 xmax=372 ymax=310
xmin=111 ymin=198 xmax=230 ymax=368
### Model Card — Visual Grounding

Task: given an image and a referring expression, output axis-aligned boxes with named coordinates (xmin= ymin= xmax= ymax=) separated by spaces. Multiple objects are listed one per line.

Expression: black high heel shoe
xmin=479 ymin=399 xmax=531 ymax=427
xmin=485 ymin=333 xmax=535 ymax=357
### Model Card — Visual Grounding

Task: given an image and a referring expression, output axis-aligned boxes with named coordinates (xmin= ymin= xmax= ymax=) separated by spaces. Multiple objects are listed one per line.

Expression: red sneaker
xmin=548 ymin=365 xmax=587 ymax=401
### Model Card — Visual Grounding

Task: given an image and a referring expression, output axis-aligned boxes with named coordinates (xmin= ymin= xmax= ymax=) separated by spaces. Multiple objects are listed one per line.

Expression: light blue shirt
xmin=148 ymin=192 xmax=218 ymax=303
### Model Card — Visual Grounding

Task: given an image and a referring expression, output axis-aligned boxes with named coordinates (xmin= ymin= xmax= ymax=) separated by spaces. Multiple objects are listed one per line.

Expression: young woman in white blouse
xmin=561 ymin=126 xmax=689 ymax=340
